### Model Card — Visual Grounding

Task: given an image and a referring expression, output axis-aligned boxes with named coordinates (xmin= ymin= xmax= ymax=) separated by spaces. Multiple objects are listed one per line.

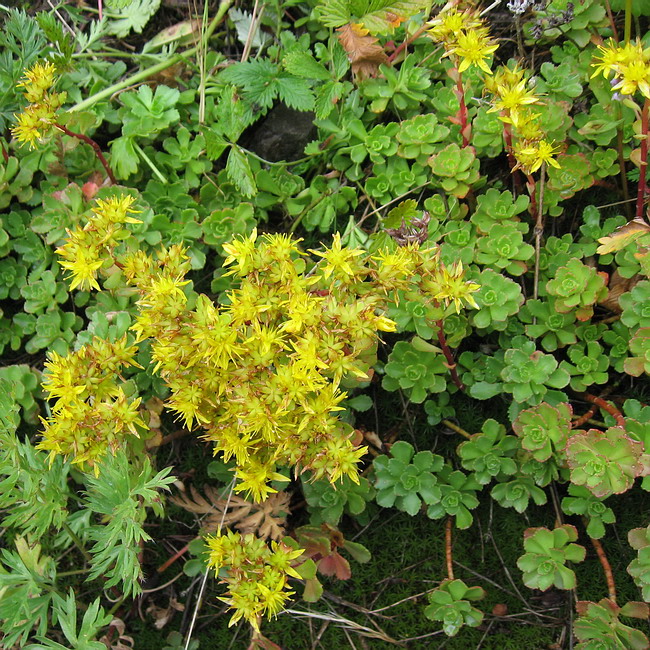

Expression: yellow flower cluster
xmin=11 ymin=60 xmax=66 ymax=149
xmin=38 ymin=336 xmax=146 ymax=471
xmin=46 ymin=194 xmax=480 ymax=499
xmin=427 ymin=6 xmax=498 ymax=75
xmin=485 ymin=64 xmax=561 ymax=174
xmin=205 ymin=531 xmax=304 ymax=630
xmin=592 ymin=39 xmax=650 ymax=100
xmin=56 ymin=194 xmax=142 ymax=291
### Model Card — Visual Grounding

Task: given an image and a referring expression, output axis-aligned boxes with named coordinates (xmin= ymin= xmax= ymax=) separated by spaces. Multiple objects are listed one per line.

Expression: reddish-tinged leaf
xmin=318 ymin=551 xmax=351 ymax=579
xmin=337 ymin=23 xmax=388 ymax=79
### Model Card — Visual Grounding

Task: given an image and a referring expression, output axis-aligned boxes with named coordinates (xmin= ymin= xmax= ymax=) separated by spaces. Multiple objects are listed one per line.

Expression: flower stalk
xmin=637 ymin=98 xmax=649 ymax=220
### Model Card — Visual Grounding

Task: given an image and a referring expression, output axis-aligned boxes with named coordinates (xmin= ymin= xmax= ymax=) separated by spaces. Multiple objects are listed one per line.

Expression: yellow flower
xmin=613 ymin=60 xmax=650 ymax=99
xmin=427 ymin=8 xmax=483 ymax=46
xmin=234 ymin=461 xmax=289 ymax=502
xmin=310 ymin=232 xmax=364 ymax=280
xmin=513 ymin=139 xmax=562 ymax=174
xmin=489 ymin=79 xmax=540 ymax=126
xmin=448 ymin=28 xmax=498 ymax=75
xmin=92 ymin=194 xmax=142 ymax=225
xmin=17 ymin=61 xmax=57 ymax=103
xmin=58 ymin=246 xmax=104 ymax=291
xmin=427 ymin=260 xmax=480 ymax=313
xmin=11 ymin=103 xmax=56 ymax=149
xmin=592 ymin=39 xmax=650 ymax=99
xmin=222 ymin=228 xmax=258 ymax=276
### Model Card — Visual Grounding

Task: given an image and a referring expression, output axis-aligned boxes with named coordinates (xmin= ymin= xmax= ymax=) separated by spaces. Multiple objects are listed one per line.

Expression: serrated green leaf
xmin=283 ymin=51 xmax=331 ymax=80
xmin=110 ymin=137 xmax=139 ymax=179
xmin=107 ymin=0 xmax=161 ymax=38
xmin=275 ymin=76 xmax=315 ymax=111
xmin=225 ymin=146 xmax=257 ymax=197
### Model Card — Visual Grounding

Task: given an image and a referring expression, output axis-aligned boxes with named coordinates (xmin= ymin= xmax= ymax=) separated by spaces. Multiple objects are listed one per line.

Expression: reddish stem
xmin=445 ymin=517 xmax=454 ymax=580
xmin=583 ymin=393 xmax=625 ymax=428
xmin=572 ymin=405 xmax=597 ymax=429
xmin=157 ymin=541 xmax=190 ymax=573
xmin=636 ymin=99 xmax=649 ymax=220
xmin=502 ymin=123 xmax=523 ymax=193
xmin=455 ymin=73 xmax=470 ymax=148
xmin=55 ymin=123 xmax=116 ymax=185
xmin=436 ymin=318 xmax=465 ymax=392
xmin=0 ymin=140 xmax=8 ymax=163
xmin=590 ymin=536 xmax=616 ymax=604
xmin=387 ymin=24 xmax=429 ymax=64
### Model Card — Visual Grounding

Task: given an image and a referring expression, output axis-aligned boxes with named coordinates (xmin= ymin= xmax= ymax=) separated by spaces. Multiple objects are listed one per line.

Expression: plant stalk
xmin=445 ymin=517 xmax=454 ymax=580
xmin=55 ymin=124 xmax=116 ymax=185
xmin=454 ymin=71 xmax=470 ymax=148
xmin=387 ymin=23 xmax=429 ymax=64
xmin=583 ymin=393 xmax=625 ymax=428
xmin=62 ymin=521 xmax=93 ymax=563
xmin=590 ymin=535 xmax=617 ymax=603
xmin=436 ymin=318 xmax=465 ymax=391
xmin=624 ymin=0 xmax=632 ymax=43
xmin=70 ymin=0 xmax=233 ymax=113
xmin=442 ymin=420 xmax=472 ymax=439
xmin=636 ymin=98 xmax=649 ymax=220
xmin=533 ymin=163 xmax=546 ymax=300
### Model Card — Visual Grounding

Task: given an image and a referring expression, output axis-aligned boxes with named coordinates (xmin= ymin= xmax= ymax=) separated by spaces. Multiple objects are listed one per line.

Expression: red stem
xmin=502 ymin=123 xmax=523 ymax=193
xmin=583 ymin=393 xmax=625 ymax=428
xmin=387 ymin=24 xmax=428 ymax=64
xmin=445 ymin=517 xmax=454 ymax=580
xmin=436 ymin=318 xmax=464 ymax=392
xmin=0 ymin=140 xmax=8 ymax=163
xmin=55 ymin=123 xmax=116 ymax=185
xmin=636 ymin=99 xmax=649 ymax=220
xmin=572 ymin=405 xmax=597 ymax=429
xmin=157 ymin=541 xmax=190 ymax=573
xmin=455 ymin=73 xmax=470 ymax=148
xmin=590 ymin=536 xmax=616 ymax=604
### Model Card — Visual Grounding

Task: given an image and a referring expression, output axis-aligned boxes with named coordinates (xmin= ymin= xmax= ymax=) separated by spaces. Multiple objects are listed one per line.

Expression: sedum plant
xmin=44 ymin=194 xmax=479 ymax=501
xmin=425 ymin=465 xmax=482 ymax=529
xmin=565 ymin=428 xmax=649 ymax=498
xmin=423 ymin=579 xmax=485 ymax=637
xmin=457 ymin=419 xmax=519 ymax=485
xmin=517 ymin=525 xmax=586 ymax=591
xmin=382 ymin=339 xmax=448 ymax=403
xmin=4 ymin=1 xmax=650 ymax=646
xmin=627 ymin=524 xmax=650 ymax=602
xmin=561 ymin=484 xmax=616 ymax=540
xmin=545 ymin=258 xmax=608 ymax=321
xmin=205 ymin=530 xmax=304 ymax=631
xmin=302 ymin=474 xmax=375 ymax=526
xmin=573 ymin=599 xmax=650 ymax=650
xmin=372 ymin=441 xmax=443 ymax=516
xmin=512 ymin=401 xmax=572 ymax=462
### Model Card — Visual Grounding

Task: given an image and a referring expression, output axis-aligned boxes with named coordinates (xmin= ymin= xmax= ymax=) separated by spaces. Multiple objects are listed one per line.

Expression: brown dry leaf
xmin=336 ymin=23 xmax=388 ymax=80
xmin=170 ymin=485 xmax=290 ymax=540
xmin=599 ymin=270 xmax=640 ymax=312
xmin=99 ymin=618 xmax=135 ymax=650
xmin=596 ymin=217 xmax=650 ymax=255
xmin=146 ymin=596 xmax=185 ymax=630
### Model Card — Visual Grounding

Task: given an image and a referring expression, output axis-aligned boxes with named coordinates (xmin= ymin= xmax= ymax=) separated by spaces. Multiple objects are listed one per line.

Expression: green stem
xmin=624 ymin=0 xmax=632 ymax=43
xmin=62 ymin=522 xmax=93 ymax=564
xmin=57 ymin=568 xmax=90 ymax=578
xmin=70 ymin=0 xmax=233 ymax=113
xmin=637 ymin=98 xmax=649 ymax=221
xmin=133 ymin=141 xmax=167 ymax=184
